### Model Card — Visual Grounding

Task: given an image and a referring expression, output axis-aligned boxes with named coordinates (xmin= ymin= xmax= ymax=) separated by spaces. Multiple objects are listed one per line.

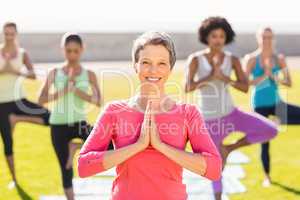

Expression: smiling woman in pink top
xmin=77 ymin=31 xmax=222 ymax=200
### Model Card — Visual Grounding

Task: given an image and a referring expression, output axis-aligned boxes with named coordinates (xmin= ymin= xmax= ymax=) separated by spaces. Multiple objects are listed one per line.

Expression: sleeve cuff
xmin=202 ymin=152 xmax=222 ymax=181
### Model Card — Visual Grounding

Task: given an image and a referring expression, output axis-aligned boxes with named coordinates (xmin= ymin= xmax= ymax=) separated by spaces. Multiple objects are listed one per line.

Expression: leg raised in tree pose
xmin=185 ymin=17 xmax=278 ymax=200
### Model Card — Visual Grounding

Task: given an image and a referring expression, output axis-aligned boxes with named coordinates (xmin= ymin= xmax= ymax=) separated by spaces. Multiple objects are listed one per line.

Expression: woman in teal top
xmin=245 ymin=27 xmax=300 ymax=187
xmin=38 ymin=33 xmax=113 ymax=200
xmin=251 ymin=55 xmax=282 ymax=108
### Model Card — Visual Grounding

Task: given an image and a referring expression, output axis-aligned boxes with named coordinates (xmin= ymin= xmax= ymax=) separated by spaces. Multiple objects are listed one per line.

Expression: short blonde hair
xmin=132 ymin=31 xmax=176 ymax=69
xmin=256 ymin=26 xmax=273 ymax=40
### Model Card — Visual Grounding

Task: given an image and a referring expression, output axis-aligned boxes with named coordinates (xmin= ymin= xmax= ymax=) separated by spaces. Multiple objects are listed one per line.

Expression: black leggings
xmin=255 ymin=101 xmax=300 ymax=174
xmin=51 ymin=121 xmax=114 ymax=189
xmin=0 ymin=98 xmax=50 ymax=156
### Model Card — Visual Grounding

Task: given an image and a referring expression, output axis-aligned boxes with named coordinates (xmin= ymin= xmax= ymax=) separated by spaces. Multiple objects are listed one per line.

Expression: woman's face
xmin=63 ymin=42 xmax=83 ymax=63
xmin=258 ymin=29 xmax=274 ymax=49
xmin=134 ymin=44 xmax=172 ymax=93
xmin=206 ymin=28 xmax=226 ymax=50
xmin=3 ymin=26 xmax=17 ymax=43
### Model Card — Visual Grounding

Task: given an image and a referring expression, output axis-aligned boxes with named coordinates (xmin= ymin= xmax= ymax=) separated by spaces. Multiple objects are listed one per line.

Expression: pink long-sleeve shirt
xmin=78 ymin=101 xmax=222 ymax=200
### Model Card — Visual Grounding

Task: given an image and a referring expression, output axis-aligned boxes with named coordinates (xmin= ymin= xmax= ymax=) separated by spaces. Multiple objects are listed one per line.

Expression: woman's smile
xmin=145 ymin=76 xmax=162 ymax=83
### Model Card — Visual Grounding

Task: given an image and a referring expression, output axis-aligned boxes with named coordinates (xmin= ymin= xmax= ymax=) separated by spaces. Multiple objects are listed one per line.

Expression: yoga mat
xmin=227 ymin=151 xmax=250 ymax=164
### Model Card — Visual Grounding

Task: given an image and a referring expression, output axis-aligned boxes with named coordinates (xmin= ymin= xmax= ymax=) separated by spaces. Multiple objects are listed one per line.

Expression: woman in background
xmin=185 ymin=17 xmax=278 ymax=200
xmin=244 ymin=27 xmax=300 ymax=187
xmin=39 ymin=33 xmax=113 ymax=200
xmin=0 ymin=22 xmax=50 ymax=188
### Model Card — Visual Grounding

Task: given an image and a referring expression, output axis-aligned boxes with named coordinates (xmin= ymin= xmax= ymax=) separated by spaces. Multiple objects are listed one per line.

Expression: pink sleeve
xmin=186 ymin=105 xmax=222 ymax=181
xmin=77 ymin=103 xmax=115 ymax=178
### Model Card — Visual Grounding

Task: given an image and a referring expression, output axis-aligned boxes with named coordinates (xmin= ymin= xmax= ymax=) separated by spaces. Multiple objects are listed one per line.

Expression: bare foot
xmin=262 ymin=175 xmax=272 ymax=188
xmin=7 ymin=181 xmax=16 ymax=190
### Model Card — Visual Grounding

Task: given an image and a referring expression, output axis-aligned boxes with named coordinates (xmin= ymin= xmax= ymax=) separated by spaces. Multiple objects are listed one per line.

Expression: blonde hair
xmin=256 ymin=26 xmax=273 ymax=40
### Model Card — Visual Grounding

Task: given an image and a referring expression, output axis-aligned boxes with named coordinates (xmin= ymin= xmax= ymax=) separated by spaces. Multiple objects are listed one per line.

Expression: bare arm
xmin=73 ymin=71 xmax=101 ymax=106
xmin=184 ymin=55 xmax=213 ymax=93
xmin=22 ymin=52 xmax=36 ymax=79
xmin=274 ymin=54 xmax=291 ymax=87
xmin=5 ymin=51 xmax=37 ymax=79
xmin=230 ymin=56 xmax=249 ymax=93
xmin=38 ymin=69 xmax=68 ymax=105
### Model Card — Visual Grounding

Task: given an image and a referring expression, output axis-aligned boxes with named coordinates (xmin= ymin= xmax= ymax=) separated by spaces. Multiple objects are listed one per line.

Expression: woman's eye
xmin=142 ymin=61 xmax=149 ymax=65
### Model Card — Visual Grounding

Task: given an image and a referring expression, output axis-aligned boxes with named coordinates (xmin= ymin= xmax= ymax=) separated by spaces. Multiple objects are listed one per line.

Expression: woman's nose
xmin=148 ymin=65 xmax=157 ymax=73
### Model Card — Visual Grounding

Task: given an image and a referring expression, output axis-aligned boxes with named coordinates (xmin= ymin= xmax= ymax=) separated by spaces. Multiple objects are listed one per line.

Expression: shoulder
xmin=86 ymin=69 xmax=97 ymax=80
xmin=192 ymin=50 xmax=206 ymax=57
xmin=49 ymin=66 xmax=65 ymax=77
xmin=245 ymin=51 xmax=259 ymax=62
xmin=230 ymin=55 xmax=240 ymax=63
xmin=222 ymin=52 xmax=240 ymax=68
xmin=186 ymin=51 xmax=207 ymax=69
xmin=223 ymin=51 xmax=238 ymax=62
xmin=187 ymin=50 xmax=206 ymax=63
xmin=18 ymin=48 xmax=28 ymax=60
xmin=243 ymin=52 xmax=259 ymax=69
xmin=18 ymin=47 xmax=26 ymax=54
xmin=44 ymin=68 xmax=58 ymax=83
xmin=48 ymin=67 xmax=58 ymax=77
xmin=185 ymin=103 xmax=201 ymax=114
xmin=176 ymin=102 xmax=203 ymax=120
xmin=224 ymin=51 xmax=233 ymax=57
xmin=187 ymin=53 xmax=198 ymax=64
xmin=102 ymin=100 xmax=130 ymax=114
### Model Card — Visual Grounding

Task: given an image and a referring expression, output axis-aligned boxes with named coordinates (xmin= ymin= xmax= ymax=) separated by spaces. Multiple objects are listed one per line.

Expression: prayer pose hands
xmin=137 ymin=100 xmax=163 ymax=150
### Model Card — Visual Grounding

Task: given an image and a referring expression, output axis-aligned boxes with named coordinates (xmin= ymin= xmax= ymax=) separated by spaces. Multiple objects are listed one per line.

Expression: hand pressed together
xmin=137 ymin=100 xmax=163 ymax=151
